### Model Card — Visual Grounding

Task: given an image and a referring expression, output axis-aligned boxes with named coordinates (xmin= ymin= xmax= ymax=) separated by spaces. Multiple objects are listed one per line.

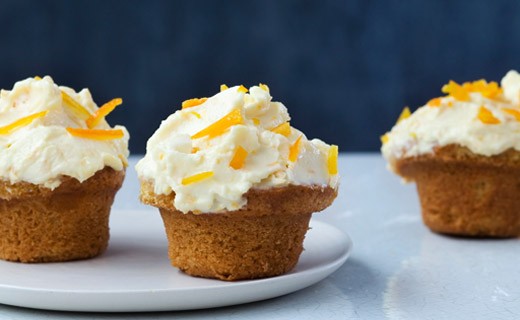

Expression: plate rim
xmin=0 ymin=216 xmax=352 ymax=312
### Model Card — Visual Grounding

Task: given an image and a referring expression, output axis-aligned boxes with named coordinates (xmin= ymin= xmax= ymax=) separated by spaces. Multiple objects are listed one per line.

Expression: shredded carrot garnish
xmin=86 ymin=98 xmax=122 ymax=129
xmin=442 ymin=80 xmax=470 ymax=101
xmin=477 ymin=106 xmax=500 ymax=124
xmin=396 ymin=107 xmax=411 ymax=124
xmin=182 ymin=98 xmax=207 ymax=109
xmin=427 ymin=97 xmax=442 ymax=107
xmin=380 ymin=133 xmax=389 ymax=144
xmin=220 ymin=84 xmax=228 ymax=91
xmin=192 ymin=109 xmax=242 ymax=139
xmin=289 ymin=135 xmax=302 ymax=162
xmin=259 ymin=83 xmax=269 ymax=92
xmin=271 ymin=122 xmax=291 ymax=137
xmin=181 ymin=171 xmax=214 ymax=185
xmin=503 ymin=108 xmax=520 ymax=121
xmin=229 ymin=146 xmax=248 ymax=170
xmin=252 ymin=118 xmax=260 ymax=125
xmin=238 ymin=85 xmax=248 ymax=93
xmin=66 ymin=128 xmax=124 ymax=140
xmin=191 ymin=147 xmax=200 ymax=153
xmin=61 ymin=91 xmax=92 ymax=120
xmin=0 ymin=111 xmax=48 ymax=135
xmin=327 ymin=145 xmax=338 ymax=175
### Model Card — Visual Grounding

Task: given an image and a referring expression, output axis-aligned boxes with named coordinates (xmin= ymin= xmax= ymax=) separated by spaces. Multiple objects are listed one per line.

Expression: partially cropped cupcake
xmin=382 ymin=70 xmax=520 ymax=237
xmin=0 ymin=76 xmax=129 ymax=262
xmin=136 ymin=84 xmax=338 ymax=280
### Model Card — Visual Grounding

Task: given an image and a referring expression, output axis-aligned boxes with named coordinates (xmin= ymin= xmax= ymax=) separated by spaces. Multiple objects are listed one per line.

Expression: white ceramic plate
xmin=0 ymin=210 xmax=351 ymax=312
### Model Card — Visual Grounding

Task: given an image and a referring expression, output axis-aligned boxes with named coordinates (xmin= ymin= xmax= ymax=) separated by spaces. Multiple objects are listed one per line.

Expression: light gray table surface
xmin=1 ymin=154 xmax=519 ymax=320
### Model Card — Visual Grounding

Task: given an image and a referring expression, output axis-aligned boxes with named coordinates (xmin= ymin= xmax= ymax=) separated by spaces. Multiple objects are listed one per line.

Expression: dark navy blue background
xmin=1 ymin=0 xmax=519 ymax=153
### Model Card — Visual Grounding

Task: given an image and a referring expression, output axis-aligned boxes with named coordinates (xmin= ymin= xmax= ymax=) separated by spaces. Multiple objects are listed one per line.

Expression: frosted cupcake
xmin=136 ymin=84 xmax=339 ymax=280
xmin=0 ymin=76 xmax=129 ymax=262
xmin=382 ymin=70 xmax=520 ymax=237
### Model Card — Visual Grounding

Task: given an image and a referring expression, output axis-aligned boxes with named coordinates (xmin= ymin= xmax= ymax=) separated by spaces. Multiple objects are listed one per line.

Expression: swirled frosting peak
xmin=136 ymin=84 xmax=339 ymax=213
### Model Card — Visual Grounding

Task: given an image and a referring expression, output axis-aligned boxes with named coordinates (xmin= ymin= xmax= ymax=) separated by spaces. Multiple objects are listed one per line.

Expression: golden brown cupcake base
xmin=141 ymin=181 xmax=337 ymax=280
xmin=0 ymin=167 xmax=124 ymax=263
xmin=159 ymin=208 xmax=312 ymax=280
xmin=396 ymin=145 xmax=520 ymax=237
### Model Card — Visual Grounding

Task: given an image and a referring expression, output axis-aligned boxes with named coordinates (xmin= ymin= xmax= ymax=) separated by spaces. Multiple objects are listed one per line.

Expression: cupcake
xmin=381 ymin=70 xmax=520 ymax=237
xmin=0 ymin=76 xmax=129 ymax=262
xmin=136 ymin=84 xmax=339 ymax=280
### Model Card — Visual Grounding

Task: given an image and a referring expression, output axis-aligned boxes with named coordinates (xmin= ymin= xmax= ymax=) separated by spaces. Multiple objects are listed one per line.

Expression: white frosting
xmin=136 ymin=85 xmax=338 ymax=213
xmin=501 ymin=70 xmax=520 ymax=105
xmin=0 ymin=76 xmax=129 ymax=189
xmin=382 ymin=70 xmax=520 ymax=172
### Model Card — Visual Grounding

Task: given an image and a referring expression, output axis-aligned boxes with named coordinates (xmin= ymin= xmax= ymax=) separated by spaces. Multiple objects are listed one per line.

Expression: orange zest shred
xmin=182 ymin=98 xmax=207 ymax=109
xmin=66 ymin=127 xmax=124 ymax=140
xmin=86 ymin=98 xmax=123 ymax=129
xmin=259 ymin=83 xmax=269 ymax=92
xmin=502 ymin=108 xmax=520 ymax=121
xmin=441 ymin=80 xmax=470 ymax=101
xmin=190 ymin=111 xmax=201 ymax=119
xmin=192 ymin=109 xmax=242 ymax=139
xmin=118 ymin=154 xmax=128 ymax=167
xmin=427 ymin=97 xmax=442 ymax=107
xmin=229 ymin=146 xmax=248 ymax=170
xmin=477 ymin=106 xmax=500 ymax=124
xmin=238 ymin=85 xmax=248 ymax=93
xmin=288 ymin=135 xmax=302 ymax=162
xmin=220 ymin=84 xmax=228 ymax=91
xmin=396 ymin=107 xmax=411 ymax=124
xmin=61 ymin=91 xmax=92 ymax=120
xmin=380 ymin=133 xmax=389 ymax=144
xmin=271 ymin=122 xmax=291 ymax=137
xmin=181 ymin=171 xmax=214 ymax=185
xmin=0 ymin=111 xmax=48 ymax=135
xmin=442 ymin=79 xmax=503 ymax=101
xmin=463 ymin=79 xmax=503 ymax=99
xmin=327 ymin=145 xmax=338 ymax=175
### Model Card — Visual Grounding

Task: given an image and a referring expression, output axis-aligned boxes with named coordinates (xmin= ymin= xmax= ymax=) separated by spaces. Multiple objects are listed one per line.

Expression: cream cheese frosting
xmin=382 ymin=70 xmax=520 ymax=172
xmin=135 ymin=84 xmax=339 ymax=214
xmin=0 ymin=76 xmax=129 ymax=189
